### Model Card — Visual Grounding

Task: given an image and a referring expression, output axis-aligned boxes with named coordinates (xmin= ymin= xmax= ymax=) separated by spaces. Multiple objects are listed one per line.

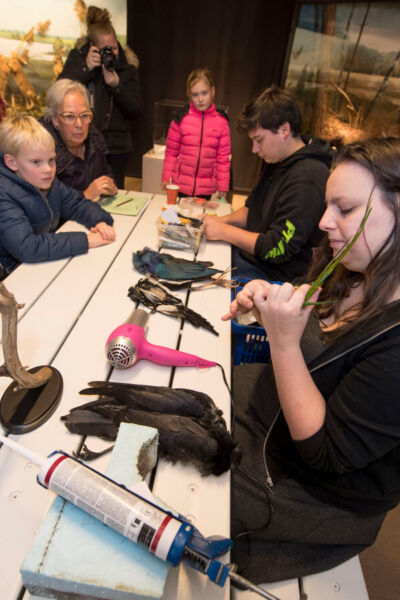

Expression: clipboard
xmin=100 ymin=192 xmax=148 ymax=216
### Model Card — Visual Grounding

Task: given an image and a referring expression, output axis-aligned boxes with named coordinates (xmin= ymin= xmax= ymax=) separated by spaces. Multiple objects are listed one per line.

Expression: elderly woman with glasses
xmin=42 ymin=79 xmax=117 ymax=200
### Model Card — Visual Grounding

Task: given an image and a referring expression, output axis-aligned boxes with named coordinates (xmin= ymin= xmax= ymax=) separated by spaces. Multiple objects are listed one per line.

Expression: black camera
xmin=99 ymin=46 xmax=116 ymax=71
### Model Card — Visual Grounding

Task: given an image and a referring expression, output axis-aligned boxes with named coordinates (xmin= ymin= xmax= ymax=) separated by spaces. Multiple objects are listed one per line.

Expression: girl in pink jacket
xmin=161 ymin=68 xmax=231 ymax=200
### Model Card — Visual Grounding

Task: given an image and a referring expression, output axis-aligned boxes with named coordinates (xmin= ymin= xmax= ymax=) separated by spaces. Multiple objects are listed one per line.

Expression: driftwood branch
xmin=0 ymin=282 xmax=52 ymax=389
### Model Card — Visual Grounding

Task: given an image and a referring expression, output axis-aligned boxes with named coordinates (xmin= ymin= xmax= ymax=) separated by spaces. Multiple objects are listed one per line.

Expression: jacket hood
xmin=277 ymin=136 xmax=333 ymax=172
xmin=75 ymin=37 xmax=139 ymax=68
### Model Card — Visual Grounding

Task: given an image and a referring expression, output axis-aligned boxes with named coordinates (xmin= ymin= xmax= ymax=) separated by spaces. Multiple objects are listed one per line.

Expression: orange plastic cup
xmin=166 ymin=184 xmax=179 ymax=204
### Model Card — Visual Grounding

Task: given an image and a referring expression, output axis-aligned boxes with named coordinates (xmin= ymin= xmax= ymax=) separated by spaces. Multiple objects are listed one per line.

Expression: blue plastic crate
xmin=232 ymin=318 xmax=270 ymax=365
xmin=231 ymin=280 xmax=282 ymax=365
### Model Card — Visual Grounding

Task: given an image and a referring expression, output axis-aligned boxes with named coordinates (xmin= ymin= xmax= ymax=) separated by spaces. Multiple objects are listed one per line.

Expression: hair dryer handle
xmin=143 ymin=341 xmax=216 ymax=368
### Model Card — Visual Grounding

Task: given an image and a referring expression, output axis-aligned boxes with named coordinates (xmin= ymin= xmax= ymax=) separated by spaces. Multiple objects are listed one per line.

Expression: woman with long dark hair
xmin=224 ymin=137 xmax=400 ymax=582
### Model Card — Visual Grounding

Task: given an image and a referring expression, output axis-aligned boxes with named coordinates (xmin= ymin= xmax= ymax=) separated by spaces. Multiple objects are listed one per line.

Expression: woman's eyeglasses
xmin=58 ymin=112 xmax=93 ymax=124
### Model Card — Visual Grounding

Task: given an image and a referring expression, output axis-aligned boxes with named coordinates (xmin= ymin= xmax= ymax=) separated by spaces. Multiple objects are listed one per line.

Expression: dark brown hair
xmin=186 ymin=68 xmax=215 ymax=98
xmin=309 ymin=137 xmax=400 ymax=340
xmin=237 ymin=84 xmax=302 ymax=136
xmin=86 ymin=5 xmax=115 ymax=43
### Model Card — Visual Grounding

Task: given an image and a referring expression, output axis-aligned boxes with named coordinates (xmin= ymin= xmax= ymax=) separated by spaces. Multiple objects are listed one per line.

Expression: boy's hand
xmin=87 ymin=232 xmax=114 ymax=248
xmin=90 ymin=222 xmax=116 ymax=241
xmin=202 ymin=214 xmax=225 ymax=240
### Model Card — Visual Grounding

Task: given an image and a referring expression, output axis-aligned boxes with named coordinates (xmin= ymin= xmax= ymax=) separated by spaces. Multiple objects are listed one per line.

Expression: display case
xmin=153 ymin=99 xmax=187 ymax=153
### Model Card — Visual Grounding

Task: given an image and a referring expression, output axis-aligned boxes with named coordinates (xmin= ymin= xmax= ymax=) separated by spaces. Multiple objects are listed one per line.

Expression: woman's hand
xmin=221 ymin=279 xmax=271 ymax=322
xmin=161 ymin=181 xmax=168 ymax=190
xmin=84 ymin=176 xmax=117 ymax=200
xmin=90 ymin=222 xmax=116 ymax=241
xmin=86 ymin=45 xmax=101 ymax=70
xmin=255 ymin=283 xmax=320 ymax=351
xmin=102 ymin=66 xmax=119 ymax=87
xmin=255 ymin=283 xmax=326 ymax=441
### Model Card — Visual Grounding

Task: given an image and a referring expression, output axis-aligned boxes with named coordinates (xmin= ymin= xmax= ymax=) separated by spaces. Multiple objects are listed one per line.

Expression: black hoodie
xmin=242 ymin=136 xmax=333 ymax=281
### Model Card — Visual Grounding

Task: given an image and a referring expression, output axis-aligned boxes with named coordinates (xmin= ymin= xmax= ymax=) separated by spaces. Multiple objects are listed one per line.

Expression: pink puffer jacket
xmin=161 ymin=103 xmax=231 ymax=196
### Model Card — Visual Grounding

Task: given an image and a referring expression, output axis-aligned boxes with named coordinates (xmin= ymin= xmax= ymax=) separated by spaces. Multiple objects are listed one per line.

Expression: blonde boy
xmin=0 ymin=114 xmax=115 ymax=277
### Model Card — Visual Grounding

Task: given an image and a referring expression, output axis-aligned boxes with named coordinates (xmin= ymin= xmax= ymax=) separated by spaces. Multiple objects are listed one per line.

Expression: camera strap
xmin=101 ymin=96 xmax=113 ymax=131
xmin=87 ymin=81 xmax=95 ymax=112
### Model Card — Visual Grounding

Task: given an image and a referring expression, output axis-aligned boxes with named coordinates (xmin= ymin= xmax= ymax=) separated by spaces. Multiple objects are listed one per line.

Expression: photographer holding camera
xmin=59 ymin=5 xmax=143 ymax=188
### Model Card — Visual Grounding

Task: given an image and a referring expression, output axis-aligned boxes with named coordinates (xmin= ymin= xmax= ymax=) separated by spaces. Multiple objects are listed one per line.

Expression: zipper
xmin=262 ymin=408 xmax=281 ymax=492
xmin=41 ymin=193 xmax=54 ymax=227
xmin=192 ymin=112 xmax=204 ymax=196
xmin=261 ymin=318 xmax=400 ymax=489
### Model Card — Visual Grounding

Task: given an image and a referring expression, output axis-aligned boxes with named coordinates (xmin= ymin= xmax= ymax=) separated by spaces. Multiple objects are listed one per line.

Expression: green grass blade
xmin=304 ymin=200 xmax=372 ymax=305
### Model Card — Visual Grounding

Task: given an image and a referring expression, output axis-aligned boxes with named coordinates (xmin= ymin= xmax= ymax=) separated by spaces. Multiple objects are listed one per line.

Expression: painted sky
xmin=299 ymin=3 xmax=400 ymax=54
xmin=0 ymin=0 xmax=126 ymax=38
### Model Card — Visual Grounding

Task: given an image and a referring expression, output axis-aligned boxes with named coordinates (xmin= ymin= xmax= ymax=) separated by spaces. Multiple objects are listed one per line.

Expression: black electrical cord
xmin=215 ymin=362 xmax=236 ymax=430
xmin=232 ymin=467 xmax=274 ymax=575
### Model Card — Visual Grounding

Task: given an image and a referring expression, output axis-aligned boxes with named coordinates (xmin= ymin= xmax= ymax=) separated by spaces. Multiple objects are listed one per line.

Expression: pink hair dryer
xmin=105 ymin=308 xmax=216 ymax=369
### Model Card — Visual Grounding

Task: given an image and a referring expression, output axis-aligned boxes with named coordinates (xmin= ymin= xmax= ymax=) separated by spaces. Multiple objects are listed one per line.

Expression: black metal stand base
xmin=0 ymin=367 xmax=63 ymax=434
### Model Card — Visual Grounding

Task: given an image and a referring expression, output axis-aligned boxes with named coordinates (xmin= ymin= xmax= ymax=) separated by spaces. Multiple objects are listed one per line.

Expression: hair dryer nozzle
xmin=106 ymin=315 xmax=216 ymax=370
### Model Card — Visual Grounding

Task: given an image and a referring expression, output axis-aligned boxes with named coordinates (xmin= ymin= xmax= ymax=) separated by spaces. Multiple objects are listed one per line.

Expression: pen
xmin=116 ymin=197 xmax=134 ymax=207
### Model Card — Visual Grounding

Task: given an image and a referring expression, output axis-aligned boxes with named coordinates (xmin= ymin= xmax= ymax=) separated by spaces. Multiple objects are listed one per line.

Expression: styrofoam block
xmin=21 ymin=423 xmax=169 ymax=600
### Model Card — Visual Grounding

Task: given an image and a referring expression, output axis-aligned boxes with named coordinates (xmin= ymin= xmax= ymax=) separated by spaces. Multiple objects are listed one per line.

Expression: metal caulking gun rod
xmin=229 ymin=571 xmax=282 ymax=600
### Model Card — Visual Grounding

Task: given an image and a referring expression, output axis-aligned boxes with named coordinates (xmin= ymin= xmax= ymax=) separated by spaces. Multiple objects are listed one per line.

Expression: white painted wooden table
xmin=0 ymin=194 xmax=234 ymax=600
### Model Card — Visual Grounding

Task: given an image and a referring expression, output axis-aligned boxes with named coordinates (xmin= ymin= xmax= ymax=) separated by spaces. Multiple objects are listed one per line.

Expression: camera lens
xmin=100 ymin=46 xmax=116 ymax=71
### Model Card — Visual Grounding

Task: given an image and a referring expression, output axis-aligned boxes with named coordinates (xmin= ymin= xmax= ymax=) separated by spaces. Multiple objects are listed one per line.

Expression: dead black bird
xmin=61 ymin=381 xmax=241 ymax=477
xmin=128 ymin=277 xmax=219 ymax=336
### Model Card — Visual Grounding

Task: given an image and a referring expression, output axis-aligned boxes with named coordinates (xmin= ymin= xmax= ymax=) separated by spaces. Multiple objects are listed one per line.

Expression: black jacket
xmin=41 ymin=119 xmax=115 ymax=193
xmin=251 ymin=300 xmax=400 ymax=516
xmin=242 ymin=137 xmax=333 ymax=281
xmin=59 ymin=40 xmax=143 ymax=155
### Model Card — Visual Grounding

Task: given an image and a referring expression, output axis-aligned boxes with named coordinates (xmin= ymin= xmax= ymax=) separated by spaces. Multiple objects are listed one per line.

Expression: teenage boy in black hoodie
xmin=202 ymin=85 xmax=333 ymax=282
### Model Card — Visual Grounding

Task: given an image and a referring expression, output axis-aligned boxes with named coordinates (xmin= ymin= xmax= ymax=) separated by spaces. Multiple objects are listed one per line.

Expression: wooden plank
xmin=150 ymin=200 xmax=233 ymax=600
xmin=302 ymin=557 xmax=369 ymax=600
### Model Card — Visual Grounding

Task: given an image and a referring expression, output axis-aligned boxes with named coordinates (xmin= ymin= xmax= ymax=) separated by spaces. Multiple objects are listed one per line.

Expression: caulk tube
xmin=37 ymin=451 xmax=193 ymax=565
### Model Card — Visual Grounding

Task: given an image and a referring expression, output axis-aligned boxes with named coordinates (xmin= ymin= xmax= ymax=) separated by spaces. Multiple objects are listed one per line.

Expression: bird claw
xmin=74 ymin=443 xmax=114 ymax=461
